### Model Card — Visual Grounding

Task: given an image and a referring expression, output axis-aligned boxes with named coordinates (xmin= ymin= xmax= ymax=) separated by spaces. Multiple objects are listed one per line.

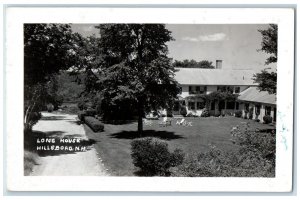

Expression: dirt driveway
xmin=31 ymin=112 xmax=108 ymax=176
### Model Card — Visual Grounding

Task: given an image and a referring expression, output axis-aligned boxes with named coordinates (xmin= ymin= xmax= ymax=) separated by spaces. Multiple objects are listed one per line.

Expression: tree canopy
xmin=258 ymin=24 xmax=278 ymax=65
xmin=24 ymin=24 xmax=77 ymax=87
xmin=254 ymin=24 xmax=278 ymax=94
xmin=173 ymin=59 xmax=215 ymax=69
xmin=88 ymin=24 xmax=180 ymax=134
xmin=24 ymin=24 xmax=81 ymax=131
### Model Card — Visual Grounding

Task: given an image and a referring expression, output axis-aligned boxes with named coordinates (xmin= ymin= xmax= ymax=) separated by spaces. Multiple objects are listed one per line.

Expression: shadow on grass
xmin=24 ymin=130 xmax=97 ymax=157
xmin=110 ymin=130 xmax=185 ymax=140
xmin=103 ymin=120 xmax=138 ymax=125
xmin=40 ymin=115 xmax=67 ymax=121
xmin=133 ymin=169 xmax=171 ymax=177
xmin=68 ymin=120 xmax=83 ymax=125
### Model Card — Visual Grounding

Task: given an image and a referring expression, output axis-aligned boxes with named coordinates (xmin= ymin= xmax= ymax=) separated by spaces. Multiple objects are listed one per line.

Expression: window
xmin=196 ymin=86 xmax=200 ymax=93
xmin=227 ymin=86 xmax=234 ymax=94
xmin=190 ymin=86 xmax=207 ymax=94
xmin=227 ymin=101 xmax=235 ymax=109
xmin=235 ymin=87 xmax=240 ymax=94
xmin=196 ymin=102 xmax=205 ymax=110
xmin=188 ymin=102 xmax=195 ymax=110
xmin=189 ymin=86 xmax=196 ymax=94
xmin=199 ymin=86 xmax=207 ymax=94
xmin=217 ymin=86 xmax=226 ymax=92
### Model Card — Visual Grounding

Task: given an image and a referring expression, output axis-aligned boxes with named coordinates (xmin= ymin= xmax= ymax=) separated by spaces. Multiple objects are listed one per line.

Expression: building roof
xmin=174 ymin=68 xmax=257 ymax=86
xmin=238 ymin=87 xmax=276 ymax=105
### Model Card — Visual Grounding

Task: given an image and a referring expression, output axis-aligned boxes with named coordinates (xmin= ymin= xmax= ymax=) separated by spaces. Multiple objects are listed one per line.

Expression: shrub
xmin=131 ymin=137 xmax=184 ymax=176
xmin=85 ymin=108 xmax=97 ymax=116
xmin=180 ymin=107 xmax=187 ymax=116
xmin=200 ymin=108 xmax=210 ymax=117
xmin=263 ymin=115 xmax=273 ymax=124
xmin=173 ymin=146 xmax=235 ymax=177
xmin=173 ymin=144 xmax=274 ymax=177
xmin=173 ymin=123 xmax=275 ymax=177
xmin=235 ymin=110 xmax=242 ymax=118
xmin=84 ymin=116 xmax=104 ymax=132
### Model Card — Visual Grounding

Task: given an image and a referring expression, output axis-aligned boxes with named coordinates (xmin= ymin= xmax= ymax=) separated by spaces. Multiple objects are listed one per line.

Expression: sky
xmin=71 ymin=24 xmax=276 ymax=72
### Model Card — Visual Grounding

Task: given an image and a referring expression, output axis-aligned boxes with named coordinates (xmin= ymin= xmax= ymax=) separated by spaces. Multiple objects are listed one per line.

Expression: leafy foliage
xmin=172 ymin=123 xmax=275 ymax=177
xmin=234 ymin=110 xmax=242 ymax=118
xmin=84 ymin=24 xmax=180 ymax=133
xmin=24 ymin=24 xmax=81 ymax=131
xmin=131 ymin=137 xmax=184 ymax=176
xmin=254 ymin=24 xmax=278 ymax=94
xmin=24 ymin=24 xmax=77 ymax=86
xmin=253 ymin=70 xmax=277 ymax=94
xmin=258 ymin=24 xmax=278 ymax=65
xmin=200 ymin=108 xmax=210 ymax=117
xmin=263 ymin=115 xmax=273 ymax=124
xmin=173 ymin=59 xmax=215 ymax=69
xmin=84 ymin=116 xmax=104 ymax=132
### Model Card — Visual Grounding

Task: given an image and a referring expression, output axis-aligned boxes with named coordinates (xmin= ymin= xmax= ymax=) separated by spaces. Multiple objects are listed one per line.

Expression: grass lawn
xmin=84 ymin=116 xmax=275 ymax=176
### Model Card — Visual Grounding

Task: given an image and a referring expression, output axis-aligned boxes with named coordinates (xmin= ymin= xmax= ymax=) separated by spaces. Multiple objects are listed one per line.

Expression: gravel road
xmin=31 ymin=112 xmax=108 ymax=176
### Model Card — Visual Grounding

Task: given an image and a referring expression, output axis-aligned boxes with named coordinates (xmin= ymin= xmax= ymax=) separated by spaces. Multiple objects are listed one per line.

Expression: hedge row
xmin=84 ymin=116 xmax=104 ymax=132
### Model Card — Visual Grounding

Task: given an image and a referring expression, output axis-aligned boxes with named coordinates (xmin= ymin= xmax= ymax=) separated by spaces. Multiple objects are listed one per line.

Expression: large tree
xmin=24 ymin=24 xmax=79 ymax=132
xmin=253 ymin=24 xmax=278 ymax=94
xmin=91 ymin=24 xmax=180 ymax=135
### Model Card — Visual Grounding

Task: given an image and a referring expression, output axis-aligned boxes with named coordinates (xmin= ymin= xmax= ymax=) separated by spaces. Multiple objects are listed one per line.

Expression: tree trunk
xmin=138 ymin=100 xmax=144 ymax=137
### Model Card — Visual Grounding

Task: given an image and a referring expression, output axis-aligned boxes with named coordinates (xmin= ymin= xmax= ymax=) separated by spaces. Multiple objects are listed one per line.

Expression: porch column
xmin=260 ymin=104 xmax=265 ymax=123
xmin=251 ymin=104 xmax=255 ymax=120
xmin=271 ymin=106 xmax=274 ymax=121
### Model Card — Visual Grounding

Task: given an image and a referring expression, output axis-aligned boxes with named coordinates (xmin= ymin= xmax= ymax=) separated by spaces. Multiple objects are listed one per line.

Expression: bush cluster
xmin=263 ymin=115 xmax=273 ymax=124
xmin=172 ymin=123 xmax=275 ymax=177
xmin=200 ymin=108 xmax=210 ymax=117
xmin=131 ymin=137 xmax=184 ymax=176
xmin=180 ymin=107 xmax=187 ymax=116
xmin=234 ymin=110 xmax=242 ymax=118
xmin=84 ymin=116 xmax=104 ymax=132
xmin=78 ymin=108 xmax=97 ymax=121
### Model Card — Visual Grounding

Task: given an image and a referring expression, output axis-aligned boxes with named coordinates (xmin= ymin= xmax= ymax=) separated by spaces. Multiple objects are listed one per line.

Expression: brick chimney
xmin=216 ymin=60 xmax=222 ymax=69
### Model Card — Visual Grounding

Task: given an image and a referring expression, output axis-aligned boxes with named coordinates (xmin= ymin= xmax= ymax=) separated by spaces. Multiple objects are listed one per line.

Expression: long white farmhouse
xmin=171 ymin=60 xmax=276 ymax=123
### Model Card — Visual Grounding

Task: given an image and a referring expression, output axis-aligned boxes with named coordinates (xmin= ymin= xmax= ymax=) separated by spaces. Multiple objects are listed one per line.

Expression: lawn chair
xmin=159 ymin=117 xmax=172 ymax=127
xmin=176 ymin=118 xmax=185 ymax=125
xmin=143 ymin=119 xmax=153 ymax=126
xmin=183 ymin=120 xmax=193 ymax=127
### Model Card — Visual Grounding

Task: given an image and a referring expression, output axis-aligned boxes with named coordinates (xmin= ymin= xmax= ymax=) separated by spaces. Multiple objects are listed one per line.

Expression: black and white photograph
xmin=4 ymin=7 xmax=294 ymax=192
xmin=23 ymin=23 xmax=277 ymax=177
